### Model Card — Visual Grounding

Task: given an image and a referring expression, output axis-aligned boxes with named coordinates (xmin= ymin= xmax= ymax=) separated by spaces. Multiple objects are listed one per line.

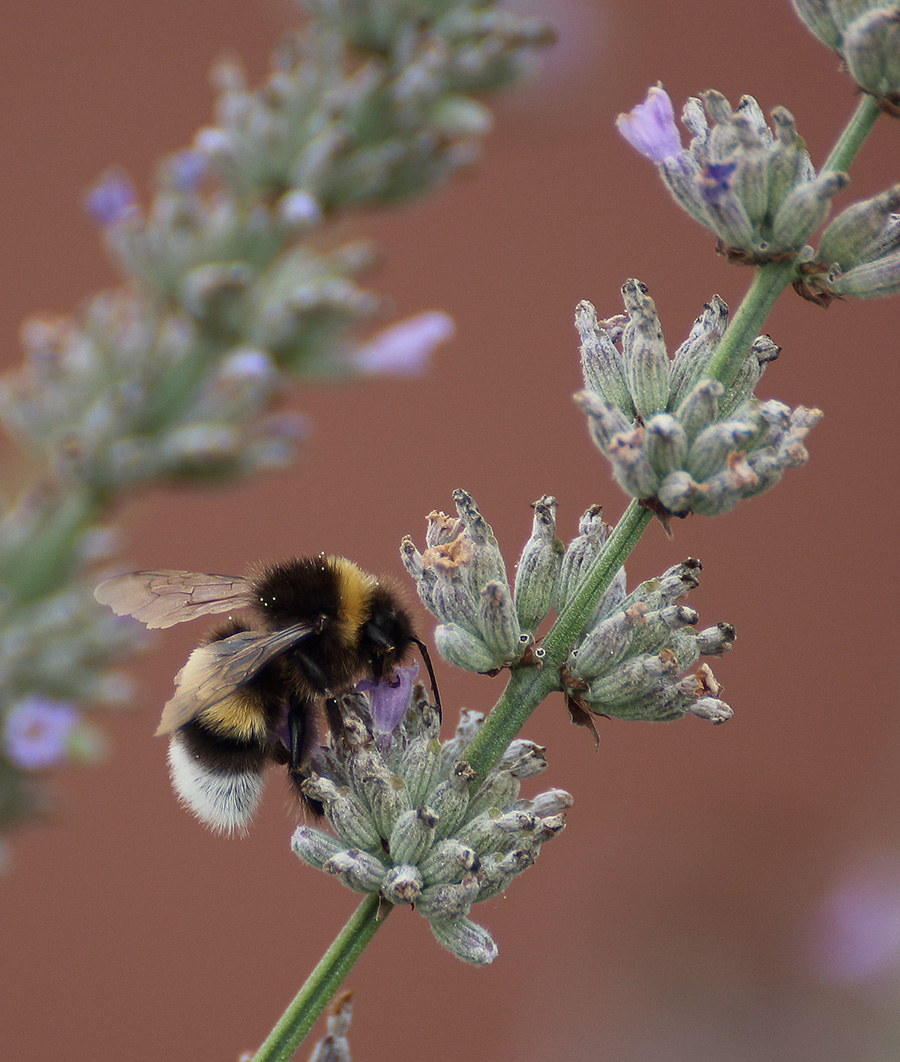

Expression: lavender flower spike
xmin=616 ymin=84 xmax=683 ymax=163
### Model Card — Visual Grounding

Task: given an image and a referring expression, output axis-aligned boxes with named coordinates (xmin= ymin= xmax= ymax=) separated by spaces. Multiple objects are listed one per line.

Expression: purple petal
xmin=808 ymin=851 xmax=900 ymax=983
xmin=616 ymin=84 xmax=683 ymax=163
xmin=3 ymin=697 xmax=79 ymax=770
xmin=352 ymin=312 xmax=454 ymax=376
xmin=83 ymin=171 xmax=137 ymax=227
xmin=359 ymin=664 xmax=418 ymax=735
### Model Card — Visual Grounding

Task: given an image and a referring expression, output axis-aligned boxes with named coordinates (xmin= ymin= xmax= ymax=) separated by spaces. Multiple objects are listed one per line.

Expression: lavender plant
xmin=0 ymin=0 xmax=552 ymax=849
xmin=236 ymin=2 xmax=900 ymax=1059
xmin=6 ymin=0 xmax=897 ymax=1057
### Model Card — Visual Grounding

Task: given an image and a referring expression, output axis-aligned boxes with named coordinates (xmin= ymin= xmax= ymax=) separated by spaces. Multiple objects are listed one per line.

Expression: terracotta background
xmin=3 ymin=1 xmax=899 ymax=1059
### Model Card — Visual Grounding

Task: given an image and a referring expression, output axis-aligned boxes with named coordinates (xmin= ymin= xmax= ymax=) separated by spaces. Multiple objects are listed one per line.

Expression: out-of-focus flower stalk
xmin=0 ymin=0 xmax=553 ymax=844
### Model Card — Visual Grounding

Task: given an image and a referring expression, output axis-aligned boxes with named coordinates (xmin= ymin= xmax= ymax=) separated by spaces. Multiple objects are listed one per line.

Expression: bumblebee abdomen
xmin=168 ymin=725 xmax=271 ymax=834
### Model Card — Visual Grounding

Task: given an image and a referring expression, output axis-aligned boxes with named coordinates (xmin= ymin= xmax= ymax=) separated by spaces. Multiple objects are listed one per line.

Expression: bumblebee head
xmin=362 ymin=584 xmax=416 ymax=680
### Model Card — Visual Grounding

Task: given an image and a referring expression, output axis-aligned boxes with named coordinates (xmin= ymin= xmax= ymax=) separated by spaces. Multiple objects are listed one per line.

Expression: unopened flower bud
xmin=620 ymin=279 xmax=671 ymax=419
xmin=303 ymin=775 xmax=381 ymax=852
xmin=818 ymin=185 xmax=900 ymax=269
xmin=843 ymin=8 xmax=900 ymax=103
xmin=397 ymin=735 xmax=442 ymax=807
xmin=513 ymin=496 xmax=563 ymax=632
xmin=668 ymin=297 xmax=729 ymax=408
xmin=696 ymin=622 xmax=737 ymax=656
xmin=645 ymin=414 xmax=689 ymax=478
xmin=380 ymin=863 xmax=424 ymax=906
xmin=478 ymin=580 xmax=523 ymax=662
xmin=322 ymin=848 xmax=387 ymax=893
xmin=691 ymin=697 xmax=734 ymax=723
xmin=434 ymin=622 xmax=499 ymax=673
xmin=467 ymin=768 xmax=522 ymax=821
xmin=528 ymin=788 xmax=574 ymax=818
xmin=368 ymin=773 xmax=411 ymax=840
xmin=576 ymin=300 xmax=634 ymax=414
xmin=789 ymin=0 xmax=843 ymax=49
xmin=567 ymin=605 xmax=644 ymax=680
xmin=429 ymin=916 xmax=498 ymax=966
xmin=686 ymin=419 xmax=758 ymax=482
xmin=431 ymin=761 xmax=476 ymax=841
xmin=499 ymin=739 xmax=549 ymax=779
xmin=826 ymin=250 xmax=900 ymax=298
xmin=476 ymin=849 xmax=538 ymax=901
xmin=769 ymin=171 xmax=849 ymax=251
xmin=417 ymin=873 xmax=481 ymax=922
xmin=290 ymin=825 xmax=344 ymax=870
xmin=555 ymin=506 xmax=611 ymax=611
xmin=419 ymin=839 xmax=480 ymax=886
xmin=388 ymin=806 xmax=438 ymax=866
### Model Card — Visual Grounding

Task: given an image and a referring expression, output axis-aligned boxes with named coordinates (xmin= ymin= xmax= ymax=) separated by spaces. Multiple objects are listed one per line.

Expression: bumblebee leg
xmin=291 ymin=647 xmax=333 ymax=696
xmin=286 ymin=694 xmax=324 ymax=816
xmin=323 ymin=696 xmax=347 ymax=743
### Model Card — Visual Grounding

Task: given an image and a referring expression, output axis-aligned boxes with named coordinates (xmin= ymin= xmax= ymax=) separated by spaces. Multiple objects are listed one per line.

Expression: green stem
xmin=251 ymin=896 xmax=387 ymax=1062
xmin=823 ymin=92 xmax=880 ymax=173
xmin=465 ymin=500 xmax=652 ymax=783
xmin=703 ymin=258 xmax=796 ymax=388
xmin=0 ymin=487 xmax=105 ymax=603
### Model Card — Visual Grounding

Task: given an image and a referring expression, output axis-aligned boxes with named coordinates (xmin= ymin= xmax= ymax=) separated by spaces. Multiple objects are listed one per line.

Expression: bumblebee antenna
xmin=412 ymin=637 xmax=442 ymax=719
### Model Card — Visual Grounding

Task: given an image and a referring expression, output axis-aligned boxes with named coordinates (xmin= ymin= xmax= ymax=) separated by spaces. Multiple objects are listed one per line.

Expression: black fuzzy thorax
xmin=251 ymin=557 xmax=371 ymax=695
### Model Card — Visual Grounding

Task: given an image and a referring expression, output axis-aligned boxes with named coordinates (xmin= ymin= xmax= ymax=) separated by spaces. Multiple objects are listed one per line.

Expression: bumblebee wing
xmin=155 ymin=621 xmax=317 ymax=735
xmin=94 ymin=570 xmax=255 ymax=629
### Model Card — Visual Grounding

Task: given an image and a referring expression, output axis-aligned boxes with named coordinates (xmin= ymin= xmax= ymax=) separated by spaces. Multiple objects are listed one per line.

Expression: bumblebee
xmin=95 ymin=555 xmax=436 ymax=834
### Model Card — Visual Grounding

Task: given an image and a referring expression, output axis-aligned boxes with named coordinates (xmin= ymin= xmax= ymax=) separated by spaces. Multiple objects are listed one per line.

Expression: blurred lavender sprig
xmin=0 ymin=0 xmax=553 ymax=845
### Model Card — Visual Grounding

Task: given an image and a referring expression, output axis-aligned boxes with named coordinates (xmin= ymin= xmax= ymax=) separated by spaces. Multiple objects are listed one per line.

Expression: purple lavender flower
xmin=83 ymin=170 xmax=137 ymax=227
xmin=358 ymin=664 xmax=418 ymax=735
xmin=616 ymin=84 xmax=683 ymax=163
xmin=352 ymin=312 xmax=454 ymax=376
xmin=3 ymin=697 xmax=78 ymax=770
xmin=168 ymin=150 xmax=206 ymax=192
xmin=808 ymin=852 xmax=900 ymax=983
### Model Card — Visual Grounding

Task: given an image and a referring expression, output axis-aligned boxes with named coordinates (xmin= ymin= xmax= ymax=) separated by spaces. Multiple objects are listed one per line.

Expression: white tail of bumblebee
xmin=167 ymin=735 xmax=265 ymax=834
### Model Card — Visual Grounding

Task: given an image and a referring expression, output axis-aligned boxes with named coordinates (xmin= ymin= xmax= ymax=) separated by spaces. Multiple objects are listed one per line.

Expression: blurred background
xmin=2 ymin=0 xmax=899 ymax=1059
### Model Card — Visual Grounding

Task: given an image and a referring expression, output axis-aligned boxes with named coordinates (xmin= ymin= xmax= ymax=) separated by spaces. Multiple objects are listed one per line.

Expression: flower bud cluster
xmin=401 ymin=489 xmax=528 ymax=673
xmin=798 ymin=184 xmax=900 ymax=301
xmin=617 ymin=85 xmax=847 ymax=262
xmin=291 ymin=678 xmax=571 ymax=965
xmin=791 ymin=0 xmax=900 ymax=111
xmin=574 ymin=280 xmax=822 ymax=517
xmin=401 ymin=490 xmax=626 ymax=673
xmin=563 ymin=558 xmax=734 ymax=724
